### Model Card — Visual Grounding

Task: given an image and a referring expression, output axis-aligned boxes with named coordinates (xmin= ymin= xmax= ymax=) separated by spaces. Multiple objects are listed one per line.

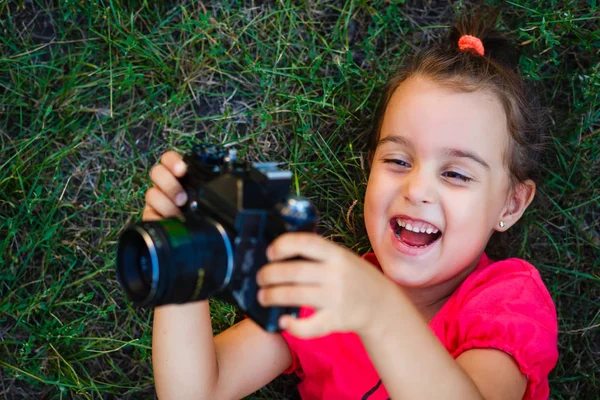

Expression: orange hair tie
xmin=458 ymin=34 xmax=485 ymax=56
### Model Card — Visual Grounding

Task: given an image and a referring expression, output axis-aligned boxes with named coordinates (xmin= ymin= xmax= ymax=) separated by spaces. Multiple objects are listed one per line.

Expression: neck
xmin=401 ymin=255 xmax=482 ymax=322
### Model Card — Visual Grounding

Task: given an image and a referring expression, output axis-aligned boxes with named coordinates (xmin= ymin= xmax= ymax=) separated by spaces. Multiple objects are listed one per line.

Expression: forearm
xmin=152 ymin=301 xmax=218 ymax=400
xmin=359 ymin=287 xmax=483 ymax=400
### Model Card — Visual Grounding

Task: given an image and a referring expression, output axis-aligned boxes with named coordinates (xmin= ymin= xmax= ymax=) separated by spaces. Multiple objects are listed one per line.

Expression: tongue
xmin=400 ymin=229 xmax=436 ymax=247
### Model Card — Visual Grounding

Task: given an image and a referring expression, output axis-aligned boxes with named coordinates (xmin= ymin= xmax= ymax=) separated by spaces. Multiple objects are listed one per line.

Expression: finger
xmin=160 ymin=151 xmax=187 ymax=177
xmin=267 ymin=232 xmax=339 ymax=262
xmin=142 ymin=205 xmax=163 ymax=221
xmin=258 ymin=285 xmax=324 ymax=308
xmin=149 ymin=164 xmax=187 ymax=206
xmin=256 ymin=261 xmax=323 ymax=287
xmin=280 ymin=311 xmax=334 ymax=339
xmin=144 ymin=187 xmax=183 ymax=219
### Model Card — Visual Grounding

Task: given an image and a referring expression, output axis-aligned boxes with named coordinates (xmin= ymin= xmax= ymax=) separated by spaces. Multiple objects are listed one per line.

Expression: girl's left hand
xmin=256 ymin=232 xmax=397 ymax=338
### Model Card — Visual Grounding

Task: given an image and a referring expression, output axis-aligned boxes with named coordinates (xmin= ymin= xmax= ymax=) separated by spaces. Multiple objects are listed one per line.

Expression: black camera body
xmin=116 ymin=144 xmax=318 ymax=332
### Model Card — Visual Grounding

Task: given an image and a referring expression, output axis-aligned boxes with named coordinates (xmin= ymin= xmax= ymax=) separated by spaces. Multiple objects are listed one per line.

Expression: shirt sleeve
xmin=448 ymin=259 xmax=558 ymax=398
xmin=280 ymin=307 xmax=314 ymax=377
xmin=281 ymin=330 xmax=302 ymax=375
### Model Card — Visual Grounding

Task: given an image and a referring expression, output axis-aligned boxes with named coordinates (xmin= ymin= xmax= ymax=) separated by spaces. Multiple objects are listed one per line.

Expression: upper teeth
xmin=396 ymin=219 xmax=439 ymax=234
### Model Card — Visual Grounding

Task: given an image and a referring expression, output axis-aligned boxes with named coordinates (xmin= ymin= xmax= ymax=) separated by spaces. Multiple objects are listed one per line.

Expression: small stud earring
xmin=499 ymin=221 xmax=506 ymax=228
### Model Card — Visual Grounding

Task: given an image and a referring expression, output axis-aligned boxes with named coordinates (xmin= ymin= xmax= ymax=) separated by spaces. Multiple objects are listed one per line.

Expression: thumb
xmin=280 ymin=311 xmax=335 ymax=339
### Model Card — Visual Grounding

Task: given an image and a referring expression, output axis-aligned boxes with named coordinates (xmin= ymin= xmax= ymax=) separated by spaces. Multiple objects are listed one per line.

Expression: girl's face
xmin=364 ymin=76 xmax=513 ymax=289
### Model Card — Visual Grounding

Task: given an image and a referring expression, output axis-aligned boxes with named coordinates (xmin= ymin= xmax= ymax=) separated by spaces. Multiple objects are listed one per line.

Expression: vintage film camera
xmin=116 ymin=144 xmax=318 ymax=332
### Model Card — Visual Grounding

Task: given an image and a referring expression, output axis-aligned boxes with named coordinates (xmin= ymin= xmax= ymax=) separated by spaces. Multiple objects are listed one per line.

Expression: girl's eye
xmin=383 ymin=159 xmax=410 ymax=167
xmin=443 ymin=171 xmax=472 ymax=182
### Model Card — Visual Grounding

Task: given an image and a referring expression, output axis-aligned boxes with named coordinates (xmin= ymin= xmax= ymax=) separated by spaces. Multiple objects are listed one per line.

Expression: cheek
xmin=364 ymin=171 xmax=389 ymax=232
xmin=443 ymin=186 xmax=502 ymax=232
xmin=363 ymin=182 xmax=377 ymax=230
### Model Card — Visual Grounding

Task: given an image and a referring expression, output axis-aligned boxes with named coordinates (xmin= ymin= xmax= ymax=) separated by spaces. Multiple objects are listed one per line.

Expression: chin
xmin=378 ymin=257 xmax=440 ymax=288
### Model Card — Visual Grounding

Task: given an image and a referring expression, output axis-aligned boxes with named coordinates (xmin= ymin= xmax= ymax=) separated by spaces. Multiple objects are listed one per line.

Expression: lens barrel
xmin=116 ymin=217 xmax=233 ymax=307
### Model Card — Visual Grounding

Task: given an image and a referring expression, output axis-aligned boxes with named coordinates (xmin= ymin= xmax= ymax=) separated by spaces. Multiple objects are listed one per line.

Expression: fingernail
xmin=255 ymin=271 xmax=262 ymax=285
xmin=266 ymin=246 xmax=273 ymax=260
xmin=175 ymin=162 xmax=186 ymax=175
xmin=279 ymin=316 xmax=288 ymax=329
xmin=175 ymin=192 xmax=187 ymax=206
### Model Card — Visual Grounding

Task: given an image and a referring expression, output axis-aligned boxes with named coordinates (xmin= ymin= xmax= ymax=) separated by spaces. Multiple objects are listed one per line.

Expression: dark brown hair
xmin=367 ymin=8 xmax=549 ymax=186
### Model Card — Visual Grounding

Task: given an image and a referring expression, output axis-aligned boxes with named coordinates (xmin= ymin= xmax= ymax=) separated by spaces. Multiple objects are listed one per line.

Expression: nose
xmin=403 ymin=169 xmax=435 ymax=205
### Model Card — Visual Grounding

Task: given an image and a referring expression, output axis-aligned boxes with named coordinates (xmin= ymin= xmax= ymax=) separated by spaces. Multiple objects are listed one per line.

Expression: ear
xmin=496 ymin=179 xmax=536 ymax=232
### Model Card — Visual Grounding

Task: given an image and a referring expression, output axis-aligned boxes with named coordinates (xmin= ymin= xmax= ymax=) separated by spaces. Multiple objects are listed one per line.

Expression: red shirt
xmin=281 ymin=253 xmax=558 ymax=400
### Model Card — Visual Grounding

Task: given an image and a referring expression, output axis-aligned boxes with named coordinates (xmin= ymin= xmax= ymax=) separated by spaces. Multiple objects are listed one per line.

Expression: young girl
xmin=144 ymin=12 xmax=558 ymax=400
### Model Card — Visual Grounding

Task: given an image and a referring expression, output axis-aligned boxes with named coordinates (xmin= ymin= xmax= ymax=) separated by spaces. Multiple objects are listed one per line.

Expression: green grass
xmin=1 ymin=0 xmax=598 ymax=398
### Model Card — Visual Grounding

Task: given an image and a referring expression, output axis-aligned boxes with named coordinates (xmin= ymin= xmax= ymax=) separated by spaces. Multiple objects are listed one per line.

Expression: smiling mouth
xmin=390 ymin=218 xmax=442 ymax=248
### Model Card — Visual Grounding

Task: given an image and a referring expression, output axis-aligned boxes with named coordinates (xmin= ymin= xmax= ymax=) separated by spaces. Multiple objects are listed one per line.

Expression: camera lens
xmin=138 ymin=246 xmax=153 ymax=286
xmin=116 ymin=218 xmax=234 ymax=307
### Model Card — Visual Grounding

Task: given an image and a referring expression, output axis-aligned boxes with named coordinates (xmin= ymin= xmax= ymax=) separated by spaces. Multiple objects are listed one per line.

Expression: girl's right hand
xmin=143 ymin=151 xmax=189 ymax=222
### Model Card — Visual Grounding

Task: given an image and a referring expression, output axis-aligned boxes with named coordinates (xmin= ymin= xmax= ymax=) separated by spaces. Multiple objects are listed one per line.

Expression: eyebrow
xmin=377 ymin=135 xmax=490 ymax=169
xmin=443 ymin=148 xmax=490 ymax=169
xmin=377 ymin=135 xmax=415 ymax=150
